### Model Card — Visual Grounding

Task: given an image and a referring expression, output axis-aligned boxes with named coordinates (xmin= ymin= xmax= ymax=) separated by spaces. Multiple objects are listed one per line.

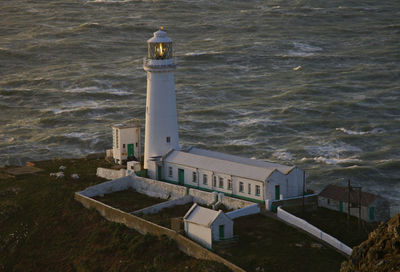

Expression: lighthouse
xmin=143 ymin=28 xmax=180 ymax=179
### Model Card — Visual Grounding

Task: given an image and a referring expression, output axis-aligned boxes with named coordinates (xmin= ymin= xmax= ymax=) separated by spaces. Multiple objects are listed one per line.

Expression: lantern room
xmin=147 ymin=28 xmax=173 ymax=60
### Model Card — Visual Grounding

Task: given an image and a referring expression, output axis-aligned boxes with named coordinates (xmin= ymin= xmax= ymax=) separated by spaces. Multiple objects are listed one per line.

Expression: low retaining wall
xmin=277 ymin=207 xmax=352 ymax=256
xmin=79 ymin=176 xmax=132 ymax=197
xmin=268 ymin=194 xmax=318 ymax=212
xmin=189 ymin=188 xmax=217 ymax=205
xmin=133 ymin=195 xmax=193 ymax=215
xmin=227 ymin=204 xmax=260 ymax=219
xmin=75 ymin=192 xmax=245 ymax=272
xmin=131 ymin=176 xmax=187 ymax=200
xmin=221 ymin=195 xmax=254 ymax=210
xmin=97 ymin=167 xmax=126 ymax=180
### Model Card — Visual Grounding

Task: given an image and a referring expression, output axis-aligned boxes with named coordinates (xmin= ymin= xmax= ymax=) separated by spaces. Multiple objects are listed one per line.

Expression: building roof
xmin=319 ymin=184 xmax=379 ymax=207
xmin=183 ymin=203 xmax=229 ymax=227
xmin=188 ymin=147 xmax=294 ymax=174
xmin=165 ymin=148 xmax=296 ymax=181
xmin=112 ymin=122 xmax=139 ymax=129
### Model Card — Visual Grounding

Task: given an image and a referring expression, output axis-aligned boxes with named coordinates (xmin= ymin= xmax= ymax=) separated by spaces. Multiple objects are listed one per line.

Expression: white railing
xmin=143 ymin=57 xmax=176 ymax=69
xmin=277 ymin=206 xmax=353 ymax=256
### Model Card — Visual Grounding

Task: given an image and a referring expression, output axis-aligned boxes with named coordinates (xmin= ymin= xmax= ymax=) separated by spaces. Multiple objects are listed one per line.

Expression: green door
xmin=178 ymin=169 xmax=184 ymax=185
xmin=127 ymin=144 xmax=134 ymax=158
xmin=157 ymin=166 xmax=162 ymax=180
xmin=275 ymin=185 xmax=280 ymax=200
xmin=369 ymin=207 xmax=375 ymax=220
xmin=339 ymin=201 xmax=343 ymax=212
xmin=219 ymin=225 xmax=225 ymax=240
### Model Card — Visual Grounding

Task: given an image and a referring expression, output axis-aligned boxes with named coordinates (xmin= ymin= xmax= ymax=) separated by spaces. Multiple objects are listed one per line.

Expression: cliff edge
xmin=340 ymin=214 xmax=400 ymax=272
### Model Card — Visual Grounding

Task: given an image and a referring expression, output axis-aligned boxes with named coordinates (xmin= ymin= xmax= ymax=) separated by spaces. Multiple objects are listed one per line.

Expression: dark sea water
xmin=1 ymin=0 xmax=399 ymax=204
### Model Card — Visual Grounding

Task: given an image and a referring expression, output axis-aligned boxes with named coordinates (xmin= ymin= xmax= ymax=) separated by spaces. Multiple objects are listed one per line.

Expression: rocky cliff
xmin=340 ymin=214 xmax=400 ymax=272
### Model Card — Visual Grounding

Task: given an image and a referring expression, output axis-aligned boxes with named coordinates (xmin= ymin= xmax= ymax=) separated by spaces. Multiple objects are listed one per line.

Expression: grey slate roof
xmin=164 ymin=148 xmax=295 ymax=181
xmin=184 ymin=203 xmax=229 ymax=227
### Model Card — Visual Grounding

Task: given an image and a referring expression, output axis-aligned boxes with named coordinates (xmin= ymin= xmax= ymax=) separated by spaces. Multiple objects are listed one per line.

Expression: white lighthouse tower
xmin=143 ymin=28 xmax=180 ymax=179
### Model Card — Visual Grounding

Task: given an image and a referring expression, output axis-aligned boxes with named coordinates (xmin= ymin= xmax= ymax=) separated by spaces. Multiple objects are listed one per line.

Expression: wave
xmin=273 ymin=150 xmax=294 ymax=161
xmin=336 ymin=127 xmax=386 ymax=135
xmin=64 ymin=86 xmax=130 ymax=96
xmin=301 ymin=156 xmax=361 ymax=165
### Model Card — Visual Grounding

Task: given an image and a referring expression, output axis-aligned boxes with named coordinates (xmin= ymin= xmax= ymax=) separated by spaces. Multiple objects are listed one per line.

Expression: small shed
xmin=318 ymin=184 xmax=390 ymax=222
xmin=183 ymin=203 xmax=233 ymax=249
xmin=112 ymin=122 xmax=141 ymax=165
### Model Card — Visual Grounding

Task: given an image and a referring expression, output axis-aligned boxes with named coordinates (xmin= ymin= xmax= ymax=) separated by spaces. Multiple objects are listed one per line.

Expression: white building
xmin=160 ymin=147 xmax=304 ymax=204
xmin=183 ymin=203 xmax=233 ymax=249
xmin=143 ymin=29 xmax=180 ymax=178
xmin=112 ymin=122 xmax=141 ymax=165
xmin=141 ymin=29 xmax=305 ymax=206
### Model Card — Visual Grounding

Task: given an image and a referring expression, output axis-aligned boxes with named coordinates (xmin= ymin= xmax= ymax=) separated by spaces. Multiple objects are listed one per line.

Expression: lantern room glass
xmin=148 ymin=42 xmax=173 ymax=60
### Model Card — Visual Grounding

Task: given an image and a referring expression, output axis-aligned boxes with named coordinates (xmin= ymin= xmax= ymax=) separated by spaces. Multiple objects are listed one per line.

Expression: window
xmin=239 ymin=182 xmax=244 ymax=193
xmin=123 ymin=144 xmax=125 ymax=148
xmin=219 ymin=177 xmax=224 ymax=188
xmin=248 ymin=184 xmax=251 ymax=194
xmin=203 ymin=174 xmax=208 ymax=185
xmin=228 ymin=179 xmax=232 ymax=190
xmin=255 ymin=185 xmax=260 ymax=196
xmin=166 ymin=136 xmax=171 ymax=143
xmin=192 ymin=172 xmax=197 ymax=183
xmin=116 ymin=129 xmax=119 ymax=148
xmin=327 ymin=199 xmax=330 ymax=205
xmin=135 ymin=142 xmax=138 ymax=147
xmin=213 ymin=176 xmax=217 ymax=187
xmin=168 ymin=167 xmax=173 ymax=177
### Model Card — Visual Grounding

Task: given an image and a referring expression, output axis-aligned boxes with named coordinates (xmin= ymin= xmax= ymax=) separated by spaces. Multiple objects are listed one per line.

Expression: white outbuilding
xmin=111 ymin=122 xmax=141 ymax=165
xmin=161 ymin=147 xmax=304 ymax=205
xmin=183 ymin=203 xmax=234 ymax=249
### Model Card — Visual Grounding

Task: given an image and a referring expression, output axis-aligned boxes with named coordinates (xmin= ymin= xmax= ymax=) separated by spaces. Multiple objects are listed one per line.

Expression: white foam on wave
xmin=313 ymin=156 xmax=361 ymax=165
xmin=336 ymin=127 xmax=386 ymax=135
xmin=273 ymin=150 xmax=293 ymax=161
xmin=227 ymin=139 xmax=255 ymax=146
xmin=286 ymin=42 xmax=323 ymax=57
xmin=64 ymin=86 xmax=130 ymax=96
xmin=184 ymin=51 xmax=222 ymax=57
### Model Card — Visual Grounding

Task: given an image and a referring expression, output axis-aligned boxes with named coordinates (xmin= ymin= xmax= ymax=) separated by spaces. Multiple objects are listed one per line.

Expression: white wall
xmin=133 ymin=195 xmax=193 ymax=215
xmin=234 ymin=176 xmax=264 ymax=202
xmin=226 ymin=204 xmax=260 ymax=219
xmin=97 ymin=167 xmax=126 ymax=180
xmin=277 ymin=207 xmax=352 ymax=256
xmin=211 ymin=214 xmax=233 ymax=241
xmin=113 ymin=126 xmax=140 ymax=164
xmin=185 ymin=222 xmax=212 ymax=249
xmin=266 ymin=168 xmax=303 ymax=200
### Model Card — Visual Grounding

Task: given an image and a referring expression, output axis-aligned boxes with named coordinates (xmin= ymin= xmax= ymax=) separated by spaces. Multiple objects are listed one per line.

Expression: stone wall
xmin=226 ymin=204 xmax=260 ymax=219
xmin=97 ymin=167 xmax=126 ymax=180
xmin=74 ymin=192 xmax=245 ymax=272
xmin=221 ymin=195 xmax=254 ymax=210
xmin=277 ymin=206 xmax=352 ymax=256
xmin=133 ymin=195 xmax=193 ymax=215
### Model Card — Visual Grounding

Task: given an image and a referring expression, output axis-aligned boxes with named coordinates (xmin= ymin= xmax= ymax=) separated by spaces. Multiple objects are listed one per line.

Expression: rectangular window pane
xmin=192 ymin=172 xmax=197 ymax=183
xmin=213 ymin=176 xmax=217 ymax=187
xmin=228 ymin=179 xmax=232 ymax=190
xmin=256 ymin=185 xmax=260 ymax=196
xmin=219 ymin=177 xmax=223 ymax=188
xmin=168 ymin=167 xmax=172 ymax=177
xmin=248 ymin=184 xmax=251 ymax=194
xmin=239 ymin=182 xmax=244 ymax=192
xmin=203 ymin=174 xmax=208 ymax=185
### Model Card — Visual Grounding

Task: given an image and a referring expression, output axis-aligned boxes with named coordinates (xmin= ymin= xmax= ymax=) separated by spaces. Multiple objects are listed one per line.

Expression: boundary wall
xmin=226 ymin=204 xmax=260 ymax=219
xmin=74 ymin=192 xmax=245 ymax=272
xmin=133 ymin=195 xmax=193 ymax=215
xmin=277 ymin=207 xmax=352 ymax=256
xmin=88 ymin=172 xmax=254 ymax=210
xmin=97 ymin=167 xmax=126 ymax=180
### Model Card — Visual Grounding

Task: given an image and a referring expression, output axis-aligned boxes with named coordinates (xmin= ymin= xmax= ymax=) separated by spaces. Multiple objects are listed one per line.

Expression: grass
xmin=288 ymin=207 xmax=379 ymax=247
xmin=93 ymin=188 xmax=165 ymax=213
xmin=0 ymin=156 xmax=230 ymax=272
xmin=214 ymin=214 xmax=346 ymax=272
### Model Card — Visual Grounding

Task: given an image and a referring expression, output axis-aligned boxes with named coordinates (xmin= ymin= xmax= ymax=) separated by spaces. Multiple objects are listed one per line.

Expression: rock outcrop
xmin=340 ymin=214 xmax=400 ymax=272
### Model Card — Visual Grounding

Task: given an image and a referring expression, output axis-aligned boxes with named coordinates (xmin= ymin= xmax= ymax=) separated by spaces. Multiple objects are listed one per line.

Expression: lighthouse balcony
xmin=143 ymin=57 xmax=176 ymax=71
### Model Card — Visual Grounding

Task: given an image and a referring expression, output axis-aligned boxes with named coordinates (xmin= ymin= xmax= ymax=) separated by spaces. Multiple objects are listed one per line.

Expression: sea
xmin=0 ymin=0 xmax=399 ymax=205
